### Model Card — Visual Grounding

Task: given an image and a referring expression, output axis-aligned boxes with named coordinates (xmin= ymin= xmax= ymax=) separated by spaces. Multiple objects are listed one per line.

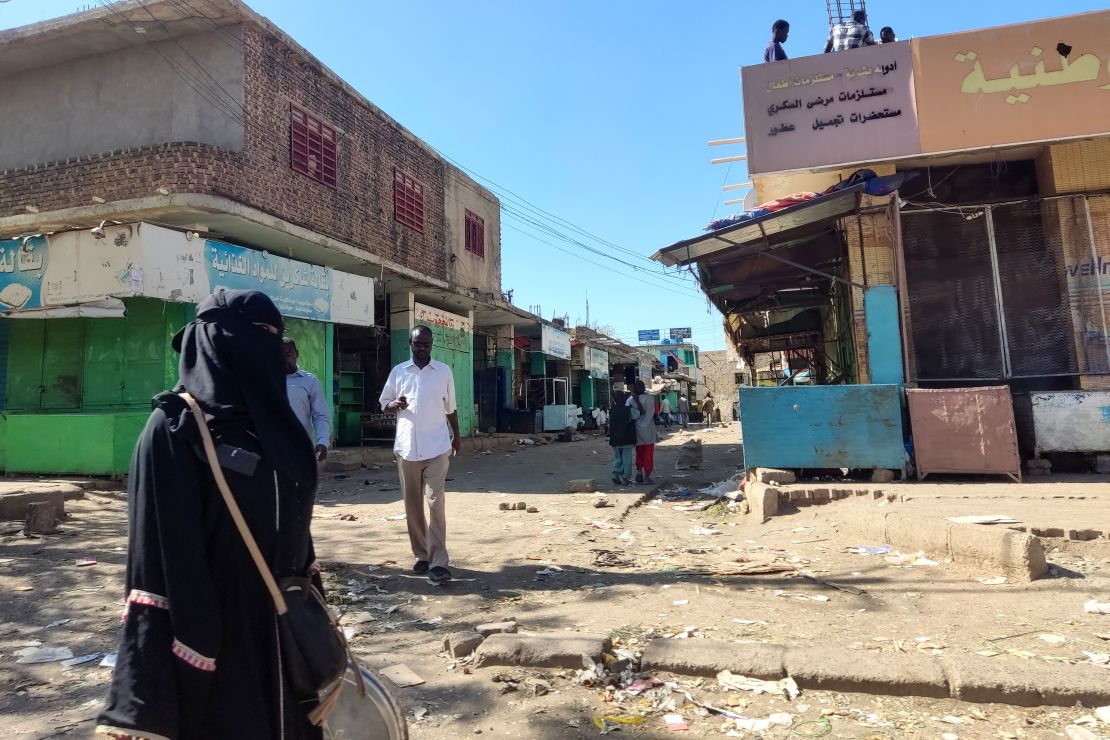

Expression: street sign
xmin=669 ymin=327 xmax=692 ymax=340
xmin=638 ymin=329 xmax=660 ymax=342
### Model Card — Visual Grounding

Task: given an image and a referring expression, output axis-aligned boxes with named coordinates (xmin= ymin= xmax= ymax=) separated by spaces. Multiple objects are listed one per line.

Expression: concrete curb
xmin=641 ymin=639 xmax=1110 ymax=708
xmin=474 ymin=633 xmax=611 ymax=669
xmin=833 ymin=509 xmax=1048 ymax=580
xmin=0 ymin=485 xmax=84 ymax=522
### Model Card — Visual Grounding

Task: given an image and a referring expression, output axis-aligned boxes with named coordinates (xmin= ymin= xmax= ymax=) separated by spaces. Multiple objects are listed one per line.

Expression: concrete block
xmin=474 ymin=633 xmax=610 ymax=669
xmin=747 ymin=482 xmax=779 ymax=519
xmin=476 ymin=621 xmax=518 ymax=637
xmin=784 ymin=647 xmax=948 ymax=698
xmin=787 ymin=489 xmax=811 ymax=507
xmin=884 ymin=513 xmax=950 ymax=556
xmin=1068 ymin=529 xmax=1102 ymax=542
xmin=442 ymin=631 xmax=485 ymax=658
xmin=641 ymin=639 xmax=785 ymax=680
xmin=809 ymin=488 xmax=831 ymax=504
xmin=566 ymin=479 xmax=597 ymax=493
xmin=324 ymin=457 xmax=361 ymax=473
xmin=943 ymin=655 xmax=1110 ymax=707
xmin=1030 ymin=527 xmax=1065 ymax=538
xmin=24 ymin=501 xmax=59 ymax=534
xmin=948 ymin=525 xmax=1048 ymax=580
xmin=871 ymin=469 xmax=895 ymax=483
xmin=0 ymin=490 xmax=67 ymax=523
xmin=753 ymin=468 xmax=796 ymax=485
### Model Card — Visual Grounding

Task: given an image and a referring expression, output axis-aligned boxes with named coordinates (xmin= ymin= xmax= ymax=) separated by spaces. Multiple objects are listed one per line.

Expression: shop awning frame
xmin=651 ymin=185 xmax=866 ymax=277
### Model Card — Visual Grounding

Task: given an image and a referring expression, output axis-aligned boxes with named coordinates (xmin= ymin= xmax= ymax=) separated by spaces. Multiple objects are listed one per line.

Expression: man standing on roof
xmin=764 ymin=19 xmax=789 ymax=62
xmin=825 ymin=10 xmax=876 ymax=53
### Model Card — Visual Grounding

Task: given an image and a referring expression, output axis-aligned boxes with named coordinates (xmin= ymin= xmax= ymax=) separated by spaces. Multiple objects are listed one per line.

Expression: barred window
xmin=290 ymin=104 xmax=337 ymax=188
xmin=464 ymin=209 xmax=485 ymax=257
xmin=393 ymin=169 xmax=425 ymax=232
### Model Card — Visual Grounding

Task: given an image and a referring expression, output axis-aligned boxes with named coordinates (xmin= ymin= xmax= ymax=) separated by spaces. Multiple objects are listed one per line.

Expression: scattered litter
xmin=1066 ymin=726 xmax=1100 ymax=740
xmin=618 ymin=530 xmax=636 ymax=544
xmin=15 ymin=645 xmax=74 ymax=664
xmin=1086 ymin=600 xmax=1110 ymax=615
xmin=698 ymin=475 xmax=742 ymax=497
xmin=43 ymin=618 xmax=74 ymax=629
xmin=412 ymin=707 xmax=428 ymax=721
xmin=625 ymin=677 xmax=661 ymax=696
xmin=885 ymin=551 xmax=938 ymax=567
xmin=592 ymin=715 xmax=645 ymax=733
xmin=1095 ymin=705 xmax=1110 ymax=725
xmin=774 ymin=590 xmax=829 ymax=602
xmin=978 ymin=576 xmax=1007 ymax=585
xmin=537 ymin=566 xmax=564 ymax=576
xmin=1039 ymin=633 xmax=1067 ymax=646
xmin=733 ymin=618 xmax=768 ymax=626
xmin=673 ymin=503 xmax=711 ymax=512
xmin=76 ymin=558 xmax=97 ymax=567
xmin=718 ymin=670 xmax=800 ymax=700
xmin=663 ymin=713 xmax=688 ymax=731
xmin=946 ymin=515 xmax=1020 ymax=525
xmin=383 ymin=514 xmax=406 ymax=521
xmin=1083 ymin=651 xmax=1110 ymax=666
xmin=380 ymin=663 xmax=424 ymax=688
xmin=585 ymin=518 xmax=621 ymax=530
xmin=690 ymin=525 xmax=722 ymax=536
xmin=673 ymin=600 xmax=689 ymax=606
xmin=100 ymin=653 xmax=117 ymax=668
xmin=61 ymin=652 xmax=105 ymax=668
xmin=848 ymin=545 xmax=892 ymax=555
xmin=729 ymin=713 xmax=794 ymax=733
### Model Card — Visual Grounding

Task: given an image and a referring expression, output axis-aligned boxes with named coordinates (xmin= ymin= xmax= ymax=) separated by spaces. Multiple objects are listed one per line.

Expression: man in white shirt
xmin=283 ymin=338 xmax=330 ymax=462
xmin=659 ymin=396 xmax=673 ymax=428
xmin=379 ymin=325 xmax=462 ymax=584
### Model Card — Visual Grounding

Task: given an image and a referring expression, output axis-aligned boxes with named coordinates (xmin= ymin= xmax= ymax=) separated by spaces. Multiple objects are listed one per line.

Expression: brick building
xmin=0 ymin=0 xmax=529 ymax=473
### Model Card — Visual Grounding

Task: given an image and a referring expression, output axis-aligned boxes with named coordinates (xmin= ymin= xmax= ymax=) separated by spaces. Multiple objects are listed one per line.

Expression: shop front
xmin=0 ymin=222 xmax=374 ymax=474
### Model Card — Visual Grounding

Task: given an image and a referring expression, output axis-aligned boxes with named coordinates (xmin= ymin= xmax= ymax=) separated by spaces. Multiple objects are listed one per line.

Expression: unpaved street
xmin=2 ymin=426 xmax=1110 ymax=738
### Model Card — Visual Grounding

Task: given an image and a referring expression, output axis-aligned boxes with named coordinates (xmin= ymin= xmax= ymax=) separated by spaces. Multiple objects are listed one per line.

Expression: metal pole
xmin=984 ymin=205 xmax=1013 ymax=379
xmin=1082 ymin=195 xmax=1110 ymax=373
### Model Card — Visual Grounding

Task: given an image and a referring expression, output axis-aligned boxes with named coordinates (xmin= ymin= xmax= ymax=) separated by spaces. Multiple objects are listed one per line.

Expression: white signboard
xmin=541 ymin=324 xmax=571 ymax=360
xmin=414 ymin=302 xmax=473 ymax=333
xmin=587 ymin=346 xmax=609 ymax=378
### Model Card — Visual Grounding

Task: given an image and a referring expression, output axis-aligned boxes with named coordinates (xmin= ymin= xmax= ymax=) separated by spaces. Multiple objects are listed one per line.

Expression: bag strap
xmin=179 ymin=392 xmax=288 ymax=615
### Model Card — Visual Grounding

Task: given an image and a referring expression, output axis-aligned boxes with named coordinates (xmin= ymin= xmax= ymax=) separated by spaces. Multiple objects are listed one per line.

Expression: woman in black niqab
xmin=97 ymin=290 xmax=323 ymax=740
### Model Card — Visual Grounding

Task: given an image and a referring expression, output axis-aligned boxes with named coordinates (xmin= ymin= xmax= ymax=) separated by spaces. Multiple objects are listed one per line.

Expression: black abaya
xmin=97 ymin=290 xmax=322 ymax=739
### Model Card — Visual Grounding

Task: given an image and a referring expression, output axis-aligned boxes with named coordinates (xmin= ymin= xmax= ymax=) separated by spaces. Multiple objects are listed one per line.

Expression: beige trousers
xmin=396 ymin=451 xmax=451 ymax=569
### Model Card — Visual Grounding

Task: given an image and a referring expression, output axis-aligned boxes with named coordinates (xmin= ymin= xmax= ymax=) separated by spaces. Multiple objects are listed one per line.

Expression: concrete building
xmin=0 ymin=0 xmax=527 ymax=473
xmin=700 ymin=348 xmax=745 ymax=417
xmin=655 ymin=9 xmax=1110 ymax=475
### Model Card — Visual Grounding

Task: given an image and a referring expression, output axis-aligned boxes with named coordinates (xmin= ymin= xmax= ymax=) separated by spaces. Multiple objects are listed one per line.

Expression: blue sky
xmin=3 ymin=0 xmax=1107 ymax=351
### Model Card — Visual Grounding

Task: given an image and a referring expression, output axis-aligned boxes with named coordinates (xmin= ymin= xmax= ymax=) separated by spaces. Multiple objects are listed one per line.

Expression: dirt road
xmin=2 ymin=425 xmax=1109 ymax=738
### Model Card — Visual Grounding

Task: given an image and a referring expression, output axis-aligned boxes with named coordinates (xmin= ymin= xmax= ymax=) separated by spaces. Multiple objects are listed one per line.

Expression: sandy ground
xmin=1 ymin=424 xmax=1109 ymax=739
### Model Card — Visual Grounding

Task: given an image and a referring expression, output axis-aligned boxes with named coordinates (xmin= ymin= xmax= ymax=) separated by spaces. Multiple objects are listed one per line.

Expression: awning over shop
xmin=652 ymin=185 xmax=864 ymax=268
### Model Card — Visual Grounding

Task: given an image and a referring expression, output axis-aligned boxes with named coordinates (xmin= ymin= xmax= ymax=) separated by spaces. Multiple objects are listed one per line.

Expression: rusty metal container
xmin=906 ymin=386 xmax=1021 ymax=481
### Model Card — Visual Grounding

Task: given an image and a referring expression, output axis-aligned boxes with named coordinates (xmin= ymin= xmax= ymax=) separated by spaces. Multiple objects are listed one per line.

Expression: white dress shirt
xmin=286 ymin=369 xmax=331 ymax=447
xmin=378 ymin=358 xmax=457 ymax=462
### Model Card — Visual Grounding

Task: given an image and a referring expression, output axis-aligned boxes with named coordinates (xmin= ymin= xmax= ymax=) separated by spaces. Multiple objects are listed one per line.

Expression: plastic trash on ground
xmin=1086 ymin=599 xmax=1110 ymax=615
xmin=717 ymin=670 xmax=800 ymax=700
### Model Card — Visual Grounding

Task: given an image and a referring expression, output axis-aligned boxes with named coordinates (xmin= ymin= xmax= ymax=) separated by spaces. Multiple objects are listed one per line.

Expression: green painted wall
xmin=495 ymin=350 xmax=514 ymax=408
xmin=3 ymin=412 xmax=148 ymax=475
xmin=391 ymin=327 xmax=474 ymax=438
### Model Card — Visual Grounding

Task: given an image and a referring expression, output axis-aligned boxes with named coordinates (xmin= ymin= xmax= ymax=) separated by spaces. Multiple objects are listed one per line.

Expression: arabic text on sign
xmin=956 ymin=47 xmax=1108 ymax=103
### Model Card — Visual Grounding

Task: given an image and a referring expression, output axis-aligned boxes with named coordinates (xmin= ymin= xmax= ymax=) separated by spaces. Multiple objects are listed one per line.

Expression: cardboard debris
xmin=380 ymin=663 xmax=424 ymax=688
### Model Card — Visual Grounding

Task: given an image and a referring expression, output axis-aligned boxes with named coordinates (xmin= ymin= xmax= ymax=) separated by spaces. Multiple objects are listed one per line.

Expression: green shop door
xmin=7 ymin=319 xmax=85 ymax=411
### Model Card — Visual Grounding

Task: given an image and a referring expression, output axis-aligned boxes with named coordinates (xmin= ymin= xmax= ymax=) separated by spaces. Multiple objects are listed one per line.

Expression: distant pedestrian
xmin=627 ymin=380 xmax=657 ymax=484
xmin=825 ymin=9 xmax=876 ymax=52
xmin=379 ymin=325 xmax=462 ymax=585
xmin=660 ymin=396 xmax=673 ymax=428
xmin=283 ymin=337 xmax=330 ymax=462
xmin=677 ymin=394 xmax=689 ymax=428
xmin=880 ymin=26 xmax=897 ymax=44
xmin=608 ymin=389 xmax=636 ymax=486
xmin=702 ymin=393 xmax=716 ymax=427
xmin=765 ymin=19 xmax=790 ymax=62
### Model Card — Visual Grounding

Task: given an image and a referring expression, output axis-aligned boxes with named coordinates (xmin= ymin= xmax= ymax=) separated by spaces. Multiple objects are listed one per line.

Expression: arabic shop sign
xmin=915 ymin=10 xmax=1110 ymax=153
xmin=742 ymin=42 xmax=918 ymax=174
xmin=0 ymin=236 xmax=48 ymax=309
xmin=541 ymin=324 xmax=572 ymax=360
xmin=206 ymin=239 xmax=335 ymax=322
xmin=586 ymin=346 xmax=610 ymax=378
xmin=669 ymin=327 xmax=692 ymax=340
xmin=638 ymin=329 xmax=660 ymax=342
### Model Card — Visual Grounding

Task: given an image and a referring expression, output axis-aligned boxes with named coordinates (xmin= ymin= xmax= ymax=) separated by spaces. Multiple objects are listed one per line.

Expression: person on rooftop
xmin=880 ymin=26 xmax=897 ymax=44
xmin=764 ymin=19 xmax=789 ymax=62
xmin=824 ymin=9 xmax=876 ymax=53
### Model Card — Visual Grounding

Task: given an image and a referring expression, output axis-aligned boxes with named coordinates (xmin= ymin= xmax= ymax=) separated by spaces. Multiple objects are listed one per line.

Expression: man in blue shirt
xmin=283 ymin=337 xmax=331 ymax=462
xmin=765 ymin=19 xmax=789 ymax=62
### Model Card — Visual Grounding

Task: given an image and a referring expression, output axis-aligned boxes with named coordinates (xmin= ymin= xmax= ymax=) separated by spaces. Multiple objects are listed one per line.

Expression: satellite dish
xmin=743 ymin=189 xmax=759 ymax=211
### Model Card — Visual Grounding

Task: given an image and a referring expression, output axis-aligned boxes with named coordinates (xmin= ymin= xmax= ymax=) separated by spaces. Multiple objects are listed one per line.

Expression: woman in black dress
xmin=97 ymin=289 xmax=322 ymax=739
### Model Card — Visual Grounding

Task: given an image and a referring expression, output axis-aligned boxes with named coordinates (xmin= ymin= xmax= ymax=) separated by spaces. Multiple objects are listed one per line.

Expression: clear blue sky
xmin=3 ymin=0 xmax=1107 ymax=351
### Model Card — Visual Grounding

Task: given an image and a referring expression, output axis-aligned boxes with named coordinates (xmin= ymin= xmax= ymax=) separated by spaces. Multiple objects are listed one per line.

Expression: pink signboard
xmin=741 ymin=43 xmax=920 ymax=175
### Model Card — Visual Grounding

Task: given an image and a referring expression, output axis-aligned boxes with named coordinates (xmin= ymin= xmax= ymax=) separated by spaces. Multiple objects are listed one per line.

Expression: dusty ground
xmin=1 ymin=424 xmax=1109 ymax=739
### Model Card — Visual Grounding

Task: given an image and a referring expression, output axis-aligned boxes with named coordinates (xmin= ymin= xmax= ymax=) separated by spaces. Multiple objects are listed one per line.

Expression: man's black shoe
xmin=428 ymin=566 xmax=452 ymax=584
xmin=413 ymin=560 xmax=430 ymax=575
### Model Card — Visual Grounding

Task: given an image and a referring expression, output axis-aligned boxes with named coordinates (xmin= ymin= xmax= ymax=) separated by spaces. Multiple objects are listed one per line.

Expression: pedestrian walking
xmin=765 ymin=19 xmax=790 ymax=62
xmin=283 ymin=337 xmax=331 ymax=462
xmin=677 ymin=393 xmax=689 ymax=428
xmin=660 ymin=395 xmax=673 ymax=428
xmin=608 ymin=389 xmax=636 ymax=485
xmin=97 ymin=289 xmax=325 ymax=739
xmin=627 ymin=379 xmax=658 ymax=484
xmin=379 ymin=325 xmax=462 ymax=585
xmin=702 ymin=394 xmax=717 ymax=427
xmin=825 ymin=9 xmax=876 ymax=52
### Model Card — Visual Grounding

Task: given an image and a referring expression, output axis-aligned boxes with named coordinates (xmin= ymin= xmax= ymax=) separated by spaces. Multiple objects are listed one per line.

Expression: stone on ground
xmin=476 ymin=621 xmax=518 ymax=637
xmin=442 ymin=631 xmax=485 ymax=658
xmin=566 ymin=479 xmax=596 ymax=493
xmin=753 ymin=467 xmax=795 ymax=485
xmin=474 ymin=633 xmax=610 ymax=669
